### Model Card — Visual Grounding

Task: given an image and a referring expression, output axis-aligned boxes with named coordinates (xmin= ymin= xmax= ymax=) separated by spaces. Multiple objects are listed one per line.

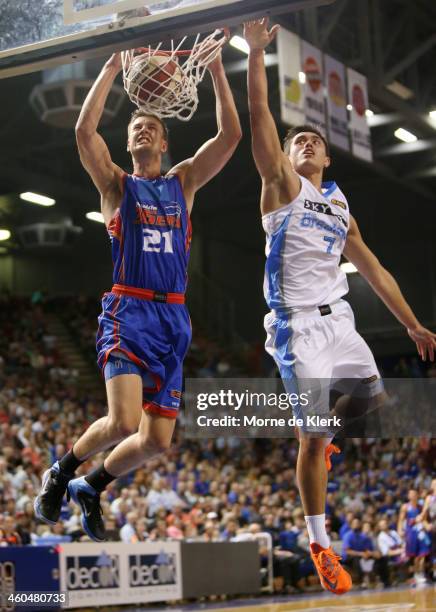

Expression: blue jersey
xmin=97 ymin=172 xmax=192 ymax=418
xmin=108 ymin=173 xmax=192 ymax=293
xmin=405 ymin=504 xmax=420 ymax=530
xmin=404 ymin=502 xmax=431 ymax=558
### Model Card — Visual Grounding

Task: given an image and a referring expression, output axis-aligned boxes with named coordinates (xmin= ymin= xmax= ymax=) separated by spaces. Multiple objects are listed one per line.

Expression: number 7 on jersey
xmin=323 ymin=236 xmax=336 ymax=254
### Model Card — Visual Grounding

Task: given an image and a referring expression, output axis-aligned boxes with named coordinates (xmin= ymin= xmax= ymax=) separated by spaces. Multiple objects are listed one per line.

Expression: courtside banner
xmin=126 ymin=542 xmax=182 ymax=602
xmin=277 ymin=27 xmax=305 ymax=126
xmin=59 ymin=542 xmax=182 ymax=608
xmin=347 ymin=67 xmax=372 ymax=161
xmin=301 ymin=40 xmax=325 ymax=130
xmin=184 ymin=378 xmax=436 ymax=439
xmin=324 ymin=54 xmax=349 ymax=151
xmin=0 ymin=547 xmax=59 ymax=612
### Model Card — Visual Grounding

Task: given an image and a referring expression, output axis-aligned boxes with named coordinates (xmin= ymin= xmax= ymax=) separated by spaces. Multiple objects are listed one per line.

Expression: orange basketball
xmin=128 ymin=53 xmax=183 ymax=103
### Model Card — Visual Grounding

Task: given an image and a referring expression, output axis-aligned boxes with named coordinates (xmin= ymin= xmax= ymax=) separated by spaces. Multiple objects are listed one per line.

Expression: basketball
xmin=127 ymin=53 xmax=184 ymax=104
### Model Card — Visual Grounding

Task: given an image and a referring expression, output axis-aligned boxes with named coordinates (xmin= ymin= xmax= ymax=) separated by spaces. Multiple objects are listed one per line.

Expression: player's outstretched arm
xmin=244 ymin=19 xmax=300 ymax=212
xmin=344 ymin=216 xmax=436 ymax=361
xmin=171 ymin=51 xmax=242 ymax=213
xmin=75 ymin=53 xmax=125 ymax=223
xmin=397 ymin=504 xmax=406 ymax=537
xmin=416 ymin=494 xmax=430 ymax=523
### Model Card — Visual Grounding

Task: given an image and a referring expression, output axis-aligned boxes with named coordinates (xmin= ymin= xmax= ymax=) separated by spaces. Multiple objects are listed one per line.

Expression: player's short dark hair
xmin=128 ymin=109 xmax=169 ymax=142
xmin=283 ymin=124 xmax=330 ymax=157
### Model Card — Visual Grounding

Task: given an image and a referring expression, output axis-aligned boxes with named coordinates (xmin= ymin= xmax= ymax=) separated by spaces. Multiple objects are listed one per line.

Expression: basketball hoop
xmin=121 ymin=29 xmax=227 ymax=121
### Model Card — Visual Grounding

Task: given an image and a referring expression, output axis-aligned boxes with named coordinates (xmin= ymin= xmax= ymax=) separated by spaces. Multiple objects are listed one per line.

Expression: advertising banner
xmin=301 ymin=40 xmax=325 ymax=130
xmin=277 ymin=27 xmax=305 ymax=126
xmin=0 ymin=547 xmax=59 ymax=612
xmin=59 ymin=541 xmax=182 ymax=608
xmin=347 ymin=67 xmax=372 ymax=161
xmin=324 ymin=53 xmax=349 ymax=151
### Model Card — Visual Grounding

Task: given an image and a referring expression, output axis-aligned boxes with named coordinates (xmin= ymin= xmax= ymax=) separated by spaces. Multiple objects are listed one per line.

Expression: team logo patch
xmin=304 ymin=199 xmax=348 ymax=227
xmin=362 ymin=375 xmax=378 ymax=385
xmin=331 ymin=198 xmax=347 ymax=210
xmin=170 ymin=390 xmax=182 ymax=399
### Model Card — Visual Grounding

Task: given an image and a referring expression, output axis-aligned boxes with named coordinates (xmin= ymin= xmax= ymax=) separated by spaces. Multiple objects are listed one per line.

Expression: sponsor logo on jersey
xmin=139 ymin=203 xmax=158 ymax=212
xmin=164 ymin=203 xmax=182 ymax=217
xmin=136 ymin=201 xmax=182 ymax=229
xmin=303 ymin=199 xmax=348 ymax=227
xmin=331 ymin=198 xmax=347 ymax=210
xmin=300 ymin=213 xmax=347 ymax=241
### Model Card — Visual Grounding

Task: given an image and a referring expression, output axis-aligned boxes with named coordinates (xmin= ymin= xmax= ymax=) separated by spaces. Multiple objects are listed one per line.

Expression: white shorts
xmin=265 ymin=299 xmax=383 ymax=424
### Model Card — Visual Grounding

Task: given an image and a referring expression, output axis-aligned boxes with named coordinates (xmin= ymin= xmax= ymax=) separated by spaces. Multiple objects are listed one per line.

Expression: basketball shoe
xmin=325 ymin=443 xmax=341 ymax=471
xmin=67 ymin=476 xmax=106 ymax=542
xmin=310 ymin=543 xmax=352 ymax=594
xmin=34 ymin=461 xmax=72 ymax=524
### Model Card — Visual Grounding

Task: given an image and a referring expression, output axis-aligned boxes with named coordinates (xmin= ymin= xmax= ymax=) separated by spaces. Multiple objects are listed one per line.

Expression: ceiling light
xmin=365 ymin=109 xmax=374 ymax=117
xmin=86 ymin=211 xmax=105 ymax=223
xmin=386 ymin=80 xmax=414 ymax=100
xmin=230 ymin=35 xmax=249 ymax=54
xmin=298 ymin=71 xmax=306 ymax=84
xmin=341 ymin=262 xmax=357 ymax=274
xmin=394 ymin=128 xmax=417 ymax=143
xmin=0 ymin=229 xmax=11 ymax=241
xmin=20 ymin=192 xmax=55 ymax=206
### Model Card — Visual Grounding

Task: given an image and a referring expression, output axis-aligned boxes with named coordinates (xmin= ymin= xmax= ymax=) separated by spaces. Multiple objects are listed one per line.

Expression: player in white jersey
xmin=244 ymin=19 xmax=436 ymax=596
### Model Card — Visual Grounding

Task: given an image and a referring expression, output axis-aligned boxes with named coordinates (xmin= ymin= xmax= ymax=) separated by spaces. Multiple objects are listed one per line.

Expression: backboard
xmin=0 ymin=0 xmax=335 ymax=79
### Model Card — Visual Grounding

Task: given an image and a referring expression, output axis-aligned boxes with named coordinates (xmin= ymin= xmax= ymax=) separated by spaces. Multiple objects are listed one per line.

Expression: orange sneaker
xmin=325 ymin=443 xmax=340 ymax=471
xmin=310 ymin=543 xmax=352 ymax=595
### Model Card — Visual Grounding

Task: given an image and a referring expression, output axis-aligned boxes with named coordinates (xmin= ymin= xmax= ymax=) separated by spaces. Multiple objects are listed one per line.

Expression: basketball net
xmin=121 ymin=29 xmax=227 ymax=121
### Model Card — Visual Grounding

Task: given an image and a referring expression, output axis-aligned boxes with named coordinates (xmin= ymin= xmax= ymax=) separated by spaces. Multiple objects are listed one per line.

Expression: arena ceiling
xmin=0 ymin=0 xmax=435 ymax=254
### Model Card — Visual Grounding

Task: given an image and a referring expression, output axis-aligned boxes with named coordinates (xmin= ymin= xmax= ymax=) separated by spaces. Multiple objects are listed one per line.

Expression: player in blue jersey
xmin=398 ymin=489 xmax=431 ymax=584
xmin=244 ymin=19 xmax=436 ymax=595
xmin=34 ymin=49 xmax=241 ymax=541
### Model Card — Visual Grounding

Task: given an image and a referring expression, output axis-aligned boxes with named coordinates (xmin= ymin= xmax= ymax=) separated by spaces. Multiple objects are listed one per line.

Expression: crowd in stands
xmin=0 ymin=294 xmax=435 ymax=593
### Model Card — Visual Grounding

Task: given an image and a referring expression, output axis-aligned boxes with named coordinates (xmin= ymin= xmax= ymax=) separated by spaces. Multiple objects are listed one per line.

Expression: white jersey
xmin=262 ymin=175 xmax=350 ymax=311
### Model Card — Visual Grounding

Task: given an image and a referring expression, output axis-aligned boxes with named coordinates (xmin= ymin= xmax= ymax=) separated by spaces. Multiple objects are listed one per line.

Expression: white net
xmin=121 ymin=29 xmax=227 ymax=121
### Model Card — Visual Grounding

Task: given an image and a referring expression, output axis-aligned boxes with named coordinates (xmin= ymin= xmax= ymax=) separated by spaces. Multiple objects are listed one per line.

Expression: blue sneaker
xmin=34 ymin=461 xmax=72 ymax=524
xmin=67 ymin=477 xmax=106 ymax=542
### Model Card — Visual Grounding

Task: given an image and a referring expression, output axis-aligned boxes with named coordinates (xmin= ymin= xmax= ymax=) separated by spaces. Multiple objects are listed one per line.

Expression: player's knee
xmin=140 ymin=433 xmax=171 ymax=455
xmin=107 ymin=416 xmax=137 ymax=439
xmin=299 ymin=437 xmax=326 ymax=457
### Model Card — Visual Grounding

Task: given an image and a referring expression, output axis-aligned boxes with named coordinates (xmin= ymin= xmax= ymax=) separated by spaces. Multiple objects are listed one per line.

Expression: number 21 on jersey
xmin=143 ymin=229 xmax=173 ymax=253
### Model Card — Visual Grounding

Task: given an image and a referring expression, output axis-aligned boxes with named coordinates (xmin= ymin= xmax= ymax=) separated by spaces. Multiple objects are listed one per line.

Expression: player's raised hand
xmin=106 ymin=52 xmax=123 ymax=72
xmin=207 ymin=49 xmax=224 ymax=75
xmin=407 ymin=324 xmax=436 ymax=361
xmin=244 ymin=18 xmax=280 ymax=51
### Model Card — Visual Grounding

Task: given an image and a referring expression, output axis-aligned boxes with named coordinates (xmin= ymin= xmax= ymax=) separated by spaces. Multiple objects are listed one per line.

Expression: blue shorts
xmin=406 ymin=526 xmax=432 ymax=558
xmin=96 ymin=288 xmax=191 ymax=418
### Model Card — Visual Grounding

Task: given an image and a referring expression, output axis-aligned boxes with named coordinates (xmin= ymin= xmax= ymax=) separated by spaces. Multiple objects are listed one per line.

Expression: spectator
xmin=120 ymin=511 xmax=138 ymax=543
xmin=221 ymin=519 xmax=239 ymax=541
xmin=0 ymin=515 xmax=22 ymax=546
xmin=339 ymin=511 xmax=355 ymax=539
xmin=342 ymin=518 xmax=380 ymax=588
xmin=377 ymin=518 xmax=404 ymax=586
xmin=131 ymin=518 xmax=149 ymax=543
